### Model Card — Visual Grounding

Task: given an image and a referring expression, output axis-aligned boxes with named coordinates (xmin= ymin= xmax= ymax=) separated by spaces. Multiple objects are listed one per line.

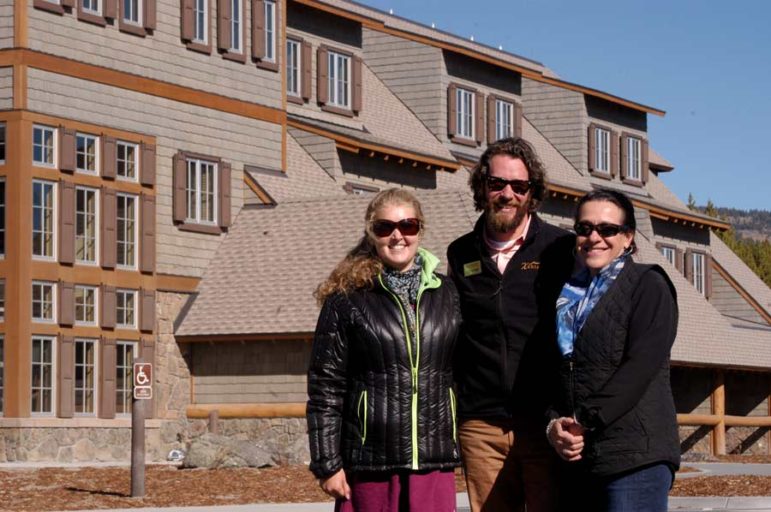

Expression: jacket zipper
xmin=357 ymin=389 xmax=368 ymax=445
xmin=568 ymin=358 xmax=576 ymax=420
xmin=449 ymin=387 xmax=457 ymax=443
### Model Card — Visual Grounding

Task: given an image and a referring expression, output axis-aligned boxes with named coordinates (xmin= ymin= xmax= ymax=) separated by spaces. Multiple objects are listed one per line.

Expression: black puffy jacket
xmin=307 ymin=249 xmax=462 ymax=479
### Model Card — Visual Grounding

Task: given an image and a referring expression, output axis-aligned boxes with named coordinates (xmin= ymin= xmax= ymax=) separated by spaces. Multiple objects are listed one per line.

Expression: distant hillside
xmin=705 ymin=207 xmax=771 ymax=242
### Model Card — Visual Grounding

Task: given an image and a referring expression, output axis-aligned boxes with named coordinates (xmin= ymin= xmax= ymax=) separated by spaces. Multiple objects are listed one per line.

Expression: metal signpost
xmin=131 ymin=360 xmax=152 ymax=498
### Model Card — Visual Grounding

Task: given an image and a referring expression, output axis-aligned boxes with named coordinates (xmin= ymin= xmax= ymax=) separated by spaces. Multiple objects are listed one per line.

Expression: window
xmin=31 ymin=336 xmax=55 ymax=415
xmin=625 ymin=136 xmax=642 ymax=181
xmin=116 ymin=141 xmax=139 ymax=181
xmin=116 ymin=289 xmax=137 ymax=328
xmin=32 ymin=180 xmax=56 ymax=259
xmin=0 ymin=336 xmax=3 ymax=414
xmin=74 ymin=339 xmax=97 ymax=415
xmin=32 ymin=281 xmax=56 ymax=322
xmin=117 ymin=194 xmax=138 ymax=268
xmin=660 ymin=246 xmax=676 ymax=266
xmin=0 ymin=179 xmax=5 ymax=256
xmin=76 ymin=133 xmax=99 ymax=174
xmin=328 ymin=51 xmax=350 ymax=109
xmin=230 ymin=0 xmax=242 ymax=52
xmin=286 ymin=39 xmax=300 ymax=97
xmin=0 ymin=123 xmax=6 ymax=163
xmin=186 ymin=158 xmax=217 ymax=224
xmin=264 ymin=0 xmax=276 ymax=62
xmin=495 ymin=99 xmax=513 ymax=140
xmin=82 ymin=0 xmax=99 ymax=13
xmin=0 ymin=280 xmax=4 ymax=322
xmin=594 ymin=127 xmax=611 ymax=174
xmin=194 ymin=0 xmax=207 ymax=43
xmin=76 ymin=187 xmax=99 ymax=264
xmin=75 ymin=285 xmax=98 ymax=325
xmin=116 ymin=341 xmax=137 ymax=414
xmin=456 ymin=87 xmax=474 ymax=140
xmin=123 ymin=0 xmax=140 ymax=23
xmin=691 ymin=252 xmax=705 ymax=296
xmin=33 ymin=125 xmax=56 ymax=167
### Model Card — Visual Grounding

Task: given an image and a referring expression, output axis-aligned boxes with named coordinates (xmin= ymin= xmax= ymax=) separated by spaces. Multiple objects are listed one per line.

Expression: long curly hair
xmin=314 ymin=188 xmax=426 ymax=305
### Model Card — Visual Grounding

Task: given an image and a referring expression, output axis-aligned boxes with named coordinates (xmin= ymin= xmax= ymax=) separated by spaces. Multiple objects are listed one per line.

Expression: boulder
xmin=182 ymin=433 xmax=276 ymax=469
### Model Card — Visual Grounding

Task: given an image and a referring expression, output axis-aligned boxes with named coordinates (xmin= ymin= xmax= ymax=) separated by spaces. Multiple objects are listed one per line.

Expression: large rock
xmin=182 ymin=433 xmax=276 ymax=469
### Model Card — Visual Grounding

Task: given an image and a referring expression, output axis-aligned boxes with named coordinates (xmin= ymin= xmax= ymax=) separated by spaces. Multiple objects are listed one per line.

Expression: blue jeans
xmin=590 ymin=463 xmax=673 ymax=512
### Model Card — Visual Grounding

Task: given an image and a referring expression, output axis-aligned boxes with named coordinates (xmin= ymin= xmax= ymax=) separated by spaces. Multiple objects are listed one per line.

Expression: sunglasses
xmin=485 ymin=175 xmax=532 ymax=195
xmin=574 ymin=221 xmax=629 ymax=238
xmin=372 ymin=218 xmax=421 ymax=237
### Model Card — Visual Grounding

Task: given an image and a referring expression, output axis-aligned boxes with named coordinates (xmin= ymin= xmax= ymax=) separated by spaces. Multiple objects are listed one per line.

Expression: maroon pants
xmin=335 ymin=469 xmax=456 ymax=512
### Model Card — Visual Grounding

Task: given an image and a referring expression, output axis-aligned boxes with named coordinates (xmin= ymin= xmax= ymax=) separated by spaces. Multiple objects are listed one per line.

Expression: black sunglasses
xmin=485 ymin=175 xmax=532 ymax=195
xmin=574 ymin=221 xmax=629 ymax=238
xmin=372 ymin=218 xmax=421 ymax=237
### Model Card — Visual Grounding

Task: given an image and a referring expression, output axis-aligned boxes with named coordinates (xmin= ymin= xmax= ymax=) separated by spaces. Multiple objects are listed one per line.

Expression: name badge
xmin=463 ymin=260 xmax=482 ymax=277
xmin=521 ymin=261 xmax=540 ymax=271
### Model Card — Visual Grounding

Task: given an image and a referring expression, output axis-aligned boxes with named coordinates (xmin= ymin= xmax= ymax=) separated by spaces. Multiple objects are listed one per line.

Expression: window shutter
xmin=140 ymin=193 xmax=156 ymax=273
xmin=58 ymin=280 xmax=75 ymax=326
xmin=641 ymin=138 xmax=650 ymax=184
xmin=620 ymin=134 xmax=628 ymax=179
xmin=675 ymin=248 xmax=684 ymax=273
xmin=59 ymin=127 xmax=76 ymax=173
xmin=705 ymin=253 xmax=713 ymax=299
xmin=58 ymin=336 xmax=75 ymax=418
xmin=352 ymin=56 xmax=363 ymax=113
xmin=101 ymin=187 xmax=117 ymax=269
xmin=58 ymin=180 xmax=75 ymax=265
xmin=103 ymin=0 xmax=116 ymax=18
xmin=139 ymin=288 xmax=155 ymax=332
xmin=317 ymin=47 xmax=328 ymax=104
xmin=140 ymin=337 xmax=155 ymax=418
xmin=610 ymin=130 xmax=619 ymax=177
xmin=217 ymin=0 xmax=232 ymax=51
xmin=140 ymin=143 xmax=156 ymax=186
xmin=301 ymin=41 xmax=312 ymax=101
xmin=486 ymin=95 xmax=496 ymax=144
xmin=102 ymin=136 xmax=116 ymax=180
xmin=101 ymin=285 xmax=116 ymax=329
xmin=684 ymin=249 xmax=693 ymax=282
xmin=513 ymin=102 xmax=523 ymax=138
xmin=474 ymin=92 xmax=484 ymax=145
xmin=181 ymin=0 xmax=195 ymax=41
xmin=172 ymin=152 xmax=187 ymax=223
xmin=143 ymin=0 xmax=156 ymax=30
xmin=218 ymin=161 xmax=231 ymax=229
xmin=447 ymin=84 xmax=457 ymax=136
xmin=99 ymin=338 xmax=117 ymax=419
xmin=587 ymin=124 xmax=596 ymax=171
xmin=252 ymin=0 xmax=266 ymax=60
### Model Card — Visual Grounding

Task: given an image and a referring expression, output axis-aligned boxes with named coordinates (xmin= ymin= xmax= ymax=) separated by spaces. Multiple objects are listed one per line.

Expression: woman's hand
xmin=319 ymin=469 xmax=351 ymax=500
xmin=547 ymin=417 xmax=586 ymax=462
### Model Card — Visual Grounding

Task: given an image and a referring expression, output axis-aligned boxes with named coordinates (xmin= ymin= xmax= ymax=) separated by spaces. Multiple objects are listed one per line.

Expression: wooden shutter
xmin=352 ymin=56 xmax=363 ymax=113
xmin=301 ymin=41 xmax=312 ymax=101
xmin=58 ymin=336 xmax=75 ymax=418
xmin=620 ymin=134 xmax=628 ymax=179
xmin=218 ymin=162 xmax=231 ymax=229
xmin=102 ymin=136 xmax=116 ymax=180
xmin=101 ymin=187 xmax=117 ymax=269
xmin=705 ymin=253 xmax=713 ymax=299
xmin=103 ymin=0 xmax=116 ymax=18
xmin=140 ymin=337 xmax=155 ymax=418
xmin=317 ymin=47 xmax=329 ymax=104
xmin=447 ymin=84 xmax=457 ymax=136
xmin=486 ymin=95 xmax=496 ymax=144
xmin=140 ymin=143 xmax=156 ymax=186
xmin=58 ymin=180 xmax=75 ymax=265
xmin=181 ymin=0 xmax=195 ymax=41
xmin=59 ymin=127 xmax=76 ymax=173
xmin=172 ymin=152 xmax=187 ymax=223
xmin=140 ymin=194 xmax=156 ymax=273
xmin=252 ymin=0 xmax=266 ymax=60
xmin=513 ymin=102 xmax=523 ymax=138
xmin=610 ymin=130 xmax=619 ymax=177
xmin=101 ymin=285 xmax=116 ymax=329
xmin=587 ymin=124 xmax=596 ymax=171
xmin=684 ymin=249 xmax=693 ymax=282
xmin=143 ymin=0 xmax=156 ymax=30
xmin=99 ymin=338 xmax=117 ymax=419
xmin=58 ymin=281 xmax=74 ymax=326
xmin=139 ymin=288 xmax=155 ymax=332
xmin=675 ymin=248 xmax=684 ymax=273
xmin=217 ymin=0 xmax=231 ymax=51
xmin=474 ymin=92 xmax=484 ymax=145
xmin=641 ymin=138 xmax=650 ymax=184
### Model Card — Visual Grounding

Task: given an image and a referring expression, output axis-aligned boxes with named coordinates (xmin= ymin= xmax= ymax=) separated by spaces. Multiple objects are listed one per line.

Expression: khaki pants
xmin=459 ymin=418 xmax=560 ymax=512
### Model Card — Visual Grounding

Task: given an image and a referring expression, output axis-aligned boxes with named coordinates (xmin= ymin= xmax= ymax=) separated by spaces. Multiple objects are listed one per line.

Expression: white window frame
xmin=626 ymin=136 xmax=642 ymax=180
xmin=594 ymin=127 xmax=611 ymax=173
xmin=455 ymin=87 xmax=474 ymax=140
xmin=76 ymin=133 xmax=100 ymax=175
xmin=33 ymin=125 xmax=57 ymax=168
xmin=82 ymin=0 xmax=101 ymax=15
xmin=286 ymin=39 xmax=301 ymax=97
xmin=115 ymin=341 xmax=138 ymax=416
xmin=0 ymin=178 xmax=5 ymax=258
xmin=116 ymin=289 xmax=138 ymax=329
xmin=32 ymin=281 xmax=56 ymax=324
xmin=186 ymin=158 xmax=218 ymax=225
xmin=0 ymin=123 xmax=6 ymax=164
xmin=74 ymin=338 xmax=98 ymax=416
xmin=31 ymin=335 xmax=56 ymax=416
xmin=328 ymin=51 xmax=351 ymax=109
xmin=32 ymin=180 xmax=57 ymax=260
xmin=264 ymin=0 xmax=276 ymax=62
xmin=116 ymin=193 xmax=138 ymax=270
xmin=0 ymin=279 xmax=5 ymax=322
xmin=74 ymin=285 xmax=99 ymax=326
xmin=495 ymin=99 xmax=514 ymax=140
xmin=75 ymin=186 xmax=99 ymax=265
xmin=193 ymin=0 xmax=208 ymax=43
xmin=123 ymin=0 xmax=141 ymax=24
xmin=660 ymin=246 xmax=676 ymax=266
xmin=691 ymin=252 xmax=705 ymax=296
xmin=230 ymin=0 xmax=242 ymax=53
xmin=116 ymin=141 xmax=139 ymax=182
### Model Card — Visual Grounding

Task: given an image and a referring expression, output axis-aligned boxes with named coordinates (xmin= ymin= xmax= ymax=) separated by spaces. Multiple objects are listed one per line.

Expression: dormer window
xmin=587 ymin=123 xmax=616 ymax=177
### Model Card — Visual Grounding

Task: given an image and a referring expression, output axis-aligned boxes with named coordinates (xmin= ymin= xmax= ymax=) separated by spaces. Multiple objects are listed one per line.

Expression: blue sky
xmin=361 ymin=0 xmax=771 ymax=211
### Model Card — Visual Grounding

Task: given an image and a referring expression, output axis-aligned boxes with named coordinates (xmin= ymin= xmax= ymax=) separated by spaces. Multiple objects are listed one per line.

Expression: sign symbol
xmin=136 ymin=365 xmax=150 ymax=385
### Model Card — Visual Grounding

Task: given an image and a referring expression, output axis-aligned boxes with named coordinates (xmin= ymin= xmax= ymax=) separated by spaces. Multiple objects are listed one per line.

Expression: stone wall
xmin=155 ymin=292 xmax=194 ymax=420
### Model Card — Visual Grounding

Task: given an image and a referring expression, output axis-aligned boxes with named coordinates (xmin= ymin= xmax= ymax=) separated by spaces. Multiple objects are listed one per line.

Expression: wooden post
xmin=712 ymin=369 xmax=726 ymax=455
xmin=208 ymin=410 xmax=219 ymax=435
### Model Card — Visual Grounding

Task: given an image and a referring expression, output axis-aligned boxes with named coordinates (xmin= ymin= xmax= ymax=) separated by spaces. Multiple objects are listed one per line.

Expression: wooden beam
xmin=713 ymin=369 xmax=726 ymax=455
xmin=677 ymin=413 xmax=721 ymax=426
xmin=186 ymin=403 xmax=306 ymax=418
xmin=677 ymin=413 xmax=771 ymax=427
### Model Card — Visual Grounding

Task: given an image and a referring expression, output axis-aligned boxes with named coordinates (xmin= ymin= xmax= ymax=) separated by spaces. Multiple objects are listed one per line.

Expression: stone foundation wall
xmin=727 ymin=426 xmax=769 ymax=455
xmin=679 ymin=425 xmax=713 ymax=456
xmin=155 ymin=291 xmax=194 ymax=420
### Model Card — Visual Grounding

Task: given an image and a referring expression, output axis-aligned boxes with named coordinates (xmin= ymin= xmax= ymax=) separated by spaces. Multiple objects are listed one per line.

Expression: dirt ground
xmin=1 ymin=455 xmax=770 ymax=512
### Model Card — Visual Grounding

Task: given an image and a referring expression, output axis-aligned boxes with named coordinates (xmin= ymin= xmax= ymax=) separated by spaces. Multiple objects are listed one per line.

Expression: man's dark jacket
xmin=447 ymin=213 xmax=574 ymax=423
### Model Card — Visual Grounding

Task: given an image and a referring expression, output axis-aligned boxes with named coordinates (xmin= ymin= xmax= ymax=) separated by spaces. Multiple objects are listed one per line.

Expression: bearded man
xmin=447 ymin=137 xmax=575 ymax=512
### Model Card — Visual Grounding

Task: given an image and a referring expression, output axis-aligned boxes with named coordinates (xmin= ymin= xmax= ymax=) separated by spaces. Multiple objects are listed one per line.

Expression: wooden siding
xmin=0 ymin=1 xmax=12 ymax=49
xmin=0 ymin=66 xmax=12 ymax=109
xmin=710 ymin=267 xmax=766 ymax=324
xmin=288 ymin=127 xmax=339 ymax=178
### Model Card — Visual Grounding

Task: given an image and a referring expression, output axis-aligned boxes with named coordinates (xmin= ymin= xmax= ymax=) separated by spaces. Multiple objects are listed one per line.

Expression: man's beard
xmin=486 ymin=196 xmax=530 ymax=234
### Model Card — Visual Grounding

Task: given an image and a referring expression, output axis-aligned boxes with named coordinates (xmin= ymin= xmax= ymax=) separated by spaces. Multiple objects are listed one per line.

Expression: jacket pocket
xmin=357 ymin=389 xmax=368 ymax=445
xmin=448 ymin=387 xmax=457 ymax=443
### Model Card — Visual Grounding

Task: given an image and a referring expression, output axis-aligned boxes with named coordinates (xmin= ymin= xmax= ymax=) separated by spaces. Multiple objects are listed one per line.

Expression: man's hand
xmin=319 ymin=469 xmax=351 ymax=500
xmin=547 ymin=417 xmax=585 ymax=462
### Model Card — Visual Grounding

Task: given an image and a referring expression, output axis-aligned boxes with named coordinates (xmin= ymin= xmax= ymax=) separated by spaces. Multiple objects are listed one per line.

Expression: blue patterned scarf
xmin=556 ymin=254 xmax=629 ymax=357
